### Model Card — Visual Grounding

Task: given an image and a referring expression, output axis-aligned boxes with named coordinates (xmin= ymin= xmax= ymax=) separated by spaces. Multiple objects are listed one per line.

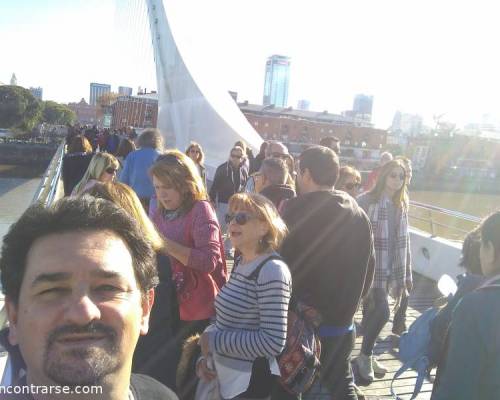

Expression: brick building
xmin=67 ymin=98 xmax=98 ymax=126
xmin=239 ymin=103 xmax=386 ymax=148
xmin=239 ymin=102 xmax=387 ymax=170
xmin=111 ymin=93 xmax=158 ymax=129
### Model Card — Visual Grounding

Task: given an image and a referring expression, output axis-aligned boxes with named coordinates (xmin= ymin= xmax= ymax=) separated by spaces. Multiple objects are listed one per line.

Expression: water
xmin=0 ymin=165 xmax=40 ymax=239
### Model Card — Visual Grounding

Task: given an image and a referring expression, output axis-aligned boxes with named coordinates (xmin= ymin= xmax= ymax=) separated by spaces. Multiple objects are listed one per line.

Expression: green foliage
xmin=42 ymin=101 xmax=76 ymax=125
xmin=0 ymin=85 xmax=42 ymax=131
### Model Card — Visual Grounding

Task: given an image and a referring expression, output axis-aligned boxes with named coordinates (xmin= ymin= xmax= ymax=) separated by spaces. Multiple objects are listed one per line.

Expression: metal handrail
xmin=408 ymin=200 xmax=481 ymax=238
xmin=31 ymin=142 xmax=65 ymax=207
xmin=410 ymin=201 xmax=481 ymax=223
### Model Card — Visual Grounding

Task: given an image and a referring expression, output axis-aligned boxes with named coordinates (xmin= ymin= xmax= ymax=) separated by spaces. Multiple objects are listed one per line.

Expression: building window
xmin=254 ymin=121 xmax=259 ymax=126
xmin=265 ymin=122 xmax=269 ymax=127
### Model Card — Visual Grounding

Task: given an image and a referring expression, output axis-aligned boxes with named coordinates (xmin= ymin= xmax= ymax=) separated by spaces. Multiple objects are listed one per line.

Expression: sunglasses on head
xmin=271 ymin=152 xmax=288 ymax=159
xmin=156 ymin=153 xmax=183 ymax=166
xmin=225 ymin=212 xmax=254 ymax=225
xmin=105 ymin=167 xmax=117 ymax=174
xmin=345 ymin=182 xmax=360 ymax=191
xmin=389 ymin=172 xmax=405 ymax=180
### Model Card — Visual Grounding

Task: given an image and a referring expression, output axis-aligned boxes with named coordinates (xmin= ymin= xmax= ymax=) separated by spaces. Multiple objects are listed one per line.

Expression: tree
xmin=0 ymin=85 xmax=42 ymax=131
xmin=42 ymin=101 xmax=76 ymax=125
xmin=97 ymin=92 xmax=119 ymax=107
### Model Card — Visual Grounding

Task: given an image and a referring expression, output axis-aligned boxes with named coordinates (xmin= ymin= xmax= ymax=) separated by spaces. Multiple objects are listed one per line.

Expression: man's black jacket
xmin=280 ymin=190 xmax=375 ymax=326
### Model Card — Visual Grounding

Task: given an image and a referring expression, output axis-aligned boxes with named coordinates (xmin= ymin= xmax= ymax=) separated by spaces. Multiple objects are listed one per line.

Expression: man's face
xmin=229 ymin=149 xmax=243 ymax=167
xmin=6 ymin=230 xmax=153 ymax=387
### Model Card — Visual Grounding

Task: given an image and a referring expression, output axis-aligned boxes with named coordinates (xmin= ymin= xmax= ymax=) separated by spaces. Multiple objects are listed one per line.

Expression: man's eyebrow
xmin=90 ymin=269 xmax=123 ymax=279
xmin=31 ymin=272 xmax=72 ymax=288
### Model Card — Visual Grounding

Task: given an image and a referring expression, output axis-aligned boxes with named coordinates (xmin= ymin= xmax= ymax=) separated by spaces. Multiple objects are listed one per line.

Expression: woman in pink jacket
xmin=149 ymin=150 xmax=227 ymax=340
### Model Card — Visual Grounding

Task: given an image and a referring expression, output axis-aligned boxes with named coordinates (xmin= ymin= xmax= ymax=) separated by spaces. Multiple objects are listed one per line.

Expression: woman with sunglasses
xmin=354 ymin=159 xmax=411 ymax=382
xmin=198 ymin=193 xmax=291 ymax=399
xmin=71 ymin=152 xmax=119 ymax=196
xmin=185 ymin=141 xmax=207 ymax=188
xmin=336 ymin=165 xmax=362 ymax=198
xmin=149 ymin=151 xmax=228 ymax=342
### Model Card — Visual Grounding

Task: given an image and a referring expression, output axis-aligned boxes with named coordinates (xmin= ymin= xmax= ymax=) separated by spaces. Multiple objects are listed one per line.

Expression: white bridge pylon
xmin=145 ymin=0 xmax=263 ymax=177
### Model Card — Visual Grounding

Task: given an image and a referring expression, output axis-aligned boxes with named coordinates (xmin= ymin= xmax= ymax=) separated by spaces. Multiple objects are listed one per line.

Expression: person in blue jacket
xmin=431 ymin=211 xmax=500 ymax=400
xmin=120 ymin=128 xmax=163 ymax=210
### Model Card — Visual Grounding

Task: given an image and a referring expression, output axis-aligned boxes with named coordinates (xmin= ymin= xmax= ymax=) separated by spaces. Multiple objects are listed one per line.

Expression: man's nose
xmin=63 ymin=294 xmax=101 ymax=325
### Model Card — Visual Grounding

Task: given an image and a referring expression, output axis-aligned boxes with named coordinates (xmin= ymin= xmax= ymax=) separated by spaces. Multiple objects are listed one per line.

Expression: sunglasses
xmin=105 ymin=167 xmax=117 ymax=174
xmin=389 ymin=172 xmax=405 ymax=180
xmin=230 ymin=154 xmax=243 ymax=159
xmin=345 ymin=182 xmax=360 ymax=191
xmin=225 ymin=212 xmax=255 ymax=225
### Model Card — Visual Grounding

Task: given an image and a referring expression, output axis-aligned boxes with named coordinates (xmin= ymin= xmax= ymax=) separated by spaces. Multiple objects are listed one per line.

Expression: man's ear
xmin=140 ymin=288 xmax=155 ymax=336
xmin=5 ymin=298 xmax=19 ymax=346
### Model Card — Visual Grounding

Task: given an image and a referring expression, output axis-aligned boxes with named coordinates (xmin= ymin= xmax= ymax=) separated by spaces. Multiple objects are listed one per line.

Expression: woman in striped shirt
xmin=199 ymin=193 xmax=291 ymax=400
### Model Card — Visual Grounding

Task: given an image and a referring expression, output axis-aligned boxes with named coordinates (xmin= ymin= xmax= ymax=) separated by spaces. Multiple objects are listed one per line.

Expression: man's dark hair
xmin=299 ymin=146 xmax=339 ymax=187
xmin=261 ymin=157 xmax=287 ymax=185
xmin=480 ymin=210 xmax=500 ymax=264
xmin=0 ymin=195 xmax=158 ymax=304
xmin=460 ymin=227 xmax=482 ymax=275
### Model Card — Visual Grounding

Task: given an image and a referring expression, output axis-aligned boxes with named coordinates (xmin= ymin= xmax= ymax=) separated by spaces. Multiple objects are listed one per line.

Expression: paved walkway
xmin=352 ymin=275 xmax=440 ymax=399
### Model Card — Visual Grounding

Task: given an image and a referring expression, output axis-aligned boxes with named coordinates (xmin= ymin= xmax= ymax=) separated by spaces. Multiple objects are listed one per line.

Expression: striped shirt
xmin=208 ymin=252 xmax=291 ymax=363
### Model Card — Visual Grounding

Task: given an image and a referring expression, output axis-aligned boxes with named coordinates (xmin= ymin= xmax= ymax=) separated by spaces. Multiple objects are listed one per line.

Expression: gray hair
xmin=137 ymin=128 xmax=163 ymax=150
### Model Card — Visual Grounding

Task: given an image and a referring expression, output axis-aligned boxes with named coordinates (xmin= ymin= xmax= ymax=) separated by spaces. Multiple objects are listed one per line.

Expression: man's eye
xmin=96 ymin=285 xmax=121 ymax=292
xmin=38 ymin=287 xmax=69 ymax=296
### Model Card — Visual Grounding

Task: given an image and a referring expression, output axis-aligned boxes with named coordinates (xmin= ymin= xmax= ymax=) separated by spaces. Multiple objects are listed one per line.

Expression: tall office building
xmin=297 ymin=99 xmax=310 ymax=111
xmin=263 ymin=55 xmax=290 ymax=107
xmin=89 ymin=82 xmax=111 ymax=106
xmin=118 ymin=86 xmax=133 ymax=96
xmin=352 ymin=94 xmax=373 ymax=120
xmin=29 ymin=87 xmax=43 ymax=100
xmin=10 ymin=73 xmax=17 ymax=86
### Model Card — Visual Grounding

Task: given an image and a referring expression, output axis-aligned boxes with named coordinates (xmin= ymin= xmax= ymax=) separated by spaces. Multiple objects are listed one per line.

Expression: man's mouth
xmin=55 ymin=334 xmax=108 ymax=345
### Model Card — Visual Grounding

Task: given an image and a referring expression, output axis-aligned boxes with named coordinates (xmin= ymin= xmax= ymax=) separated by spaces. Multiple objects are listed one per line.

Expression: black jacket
xmin=62 ymin=152 xmax=94 ymax=196
xmin=280 ymin=190 xmax=375 ymax=326
xmin=209 ymin=161 xmax=248 ymax=204
xmin=260 ymin=184 xmax=296 ymax=210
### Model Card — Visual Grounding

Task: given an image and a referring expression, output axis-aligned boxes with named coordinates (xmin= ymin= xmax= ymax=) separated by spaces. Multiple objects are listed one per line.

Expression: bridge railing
xmin=409 ymin=200 xmax=481 ymax=240
xmin=31 ymin=142 xmax=65 ymax=207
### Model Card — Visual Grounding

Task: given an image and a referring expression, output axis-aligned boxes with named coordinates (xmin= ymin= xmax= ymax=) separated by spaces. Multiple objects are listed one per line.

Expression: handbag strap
xmin=234 ymin=255 xmax=283 ymax=282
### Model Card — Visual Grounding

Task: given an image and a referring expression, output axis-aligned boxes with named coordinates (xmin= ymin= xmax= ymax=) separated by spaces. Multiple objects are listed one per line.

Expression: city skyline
xmin=2 ymin=0 xmax=500 ymax=130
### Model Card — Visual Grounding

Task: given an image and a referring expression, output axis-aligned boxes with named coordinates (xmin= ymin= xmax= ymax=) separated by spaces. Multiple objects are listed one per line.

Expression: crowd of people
xmin=0 ymin=128 xmax=499 ymax=400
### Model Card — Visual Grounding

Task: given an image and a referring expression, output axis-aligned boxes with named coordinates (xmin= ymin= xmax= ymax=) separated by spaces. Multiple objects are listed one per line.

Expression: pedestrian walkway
xmin=352 ymin=274 xmax=440 ymax=400
xmin=227 ymin=259 xmax=440 ymax=399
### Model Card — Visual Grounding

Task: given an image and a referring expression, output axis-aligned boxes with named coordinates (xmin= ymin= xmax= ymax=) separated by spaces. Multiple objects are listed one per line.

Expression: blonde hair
xmin=149 ymin=150 xmax=208 ymax=212
xmin=72 ymin=152 xmax=119 ymax=196
xmin=337 ymin=166 xmax=361 ymax=189
xmin=185 ymin=141 xmax=205 ymax=165
xmin=228 ymin=192 xmax=288 ymax=253
xmin=369 ymin=159 xmax=408 ymax=209
xmin=84 ymin=182 xmax=164 ymax=252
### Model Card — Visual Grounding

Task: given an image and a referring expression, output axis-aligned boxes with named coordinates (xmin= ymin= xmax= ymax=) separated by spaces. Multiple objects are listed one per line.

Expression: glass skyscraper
xmin=263 ymin=55 xmax=290 ymax=107
xmin=89 ymin=83 xmax=111 ymax=106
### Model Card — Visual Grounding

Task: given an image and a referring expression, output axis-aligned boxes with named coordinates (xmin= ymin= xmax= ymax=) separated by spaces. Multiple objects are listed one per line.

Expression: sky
xmin=1 ymin=0 xmax=500 ymax=129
